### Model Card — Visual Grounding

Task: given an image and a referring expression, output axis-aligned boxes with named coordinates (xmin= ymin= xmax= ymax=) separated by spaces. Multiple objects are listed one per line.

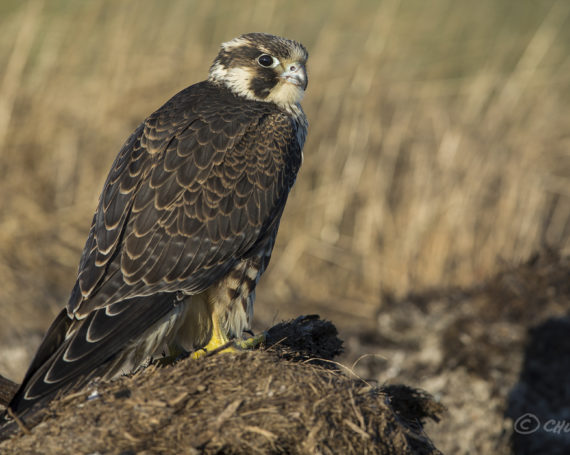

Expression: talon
xmin=190 ymin=308 xmax=267 ymax=360
xmin=191 ymin=349 xmax=207 ymax=360
xmin=191 ymin=343 xmax=237 ymax=360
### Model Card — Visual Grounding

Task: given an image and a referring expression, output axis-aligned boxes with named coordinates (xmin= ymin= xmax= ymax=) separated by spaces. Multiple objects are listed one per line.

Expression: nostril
xmin=289 ymin=65 xmax=297 ymax=72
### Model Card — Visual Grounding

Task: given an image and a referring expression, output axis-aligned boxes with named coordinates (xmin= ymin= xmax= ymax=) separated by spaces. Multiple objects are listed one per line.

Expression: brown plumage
xmin=6 ymin=32 xmax=308 ymax=418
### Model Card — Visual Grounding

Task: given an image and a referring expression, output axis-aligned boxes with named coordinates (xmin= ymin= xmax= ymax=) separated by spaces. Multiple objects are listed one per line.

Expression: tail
xmin=6 ymin=293 xmax=181 ymax=421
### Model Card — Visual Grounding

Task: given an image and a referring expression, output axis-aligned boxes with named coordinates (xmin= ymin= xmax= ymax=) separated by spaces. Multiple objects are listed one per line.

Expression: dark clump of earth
xmin=345 ymin=249 xmax=569 ymax=454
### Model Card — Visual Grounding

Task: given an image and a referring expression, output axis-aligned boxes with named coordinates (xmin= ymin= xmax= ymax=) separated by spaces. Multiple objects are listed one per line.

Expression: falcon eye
xmin=257 ymin=54 xmax=277 ymax=68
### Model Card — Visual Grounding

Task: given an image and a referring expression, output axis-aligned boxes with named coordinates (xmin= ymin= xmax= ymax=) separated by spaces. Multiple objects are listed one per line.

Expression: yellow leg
xmin=190 ymin=314 xmax=267 ymax=360
xmin=191 ymin=313 xmax=237 ymax=359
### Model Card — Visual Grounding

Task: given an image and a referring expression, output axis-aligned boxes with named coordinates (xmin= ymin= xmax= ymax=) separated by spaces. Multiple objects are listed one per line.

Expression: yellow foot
xmin=191 ymin=342 xmax=237 ymax=360
xmin=235 ymin=331 xmax=267 ymax=350
xmin=191 ymin=331 xmax=267 ymax=360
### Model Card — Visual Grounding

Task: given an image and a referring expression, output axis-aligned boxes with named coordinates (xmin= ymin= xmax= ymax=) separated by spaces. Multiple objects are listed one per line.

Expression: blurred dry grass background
xmin=0 ymin=0 xmax=568 ymax=381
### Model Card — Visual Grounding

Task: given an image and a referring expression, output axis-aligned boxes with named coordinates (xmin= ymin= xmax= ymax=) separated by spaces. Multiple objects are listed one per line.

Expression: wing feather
xmin=9 ymin=294 xmax=179 ymax=412
xmin=69 ymin=81 xmax=303 ymax=320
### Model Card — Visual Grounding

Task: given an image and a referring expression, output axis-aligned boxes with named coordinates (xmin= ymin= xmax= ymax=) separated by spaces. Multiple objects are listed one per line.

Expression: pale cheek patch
xmin=209 ymin=63 xmax=258 ymax=102
xmin=266 ymin=81 xmax=305 ymax=107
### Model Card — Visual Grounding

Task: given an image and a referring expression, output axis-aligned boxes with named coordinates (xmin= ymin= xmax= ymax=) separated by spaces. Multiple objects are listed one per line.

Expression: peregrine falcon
xmin=8 ymin=33 xmax=308 ymax=417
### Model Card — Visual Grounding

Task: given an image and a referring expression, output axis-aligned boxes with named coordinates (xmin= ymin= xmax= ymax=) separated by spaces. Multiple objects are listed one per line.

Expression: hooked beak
xmin=279 ymin=62 xmax=308 ymax=90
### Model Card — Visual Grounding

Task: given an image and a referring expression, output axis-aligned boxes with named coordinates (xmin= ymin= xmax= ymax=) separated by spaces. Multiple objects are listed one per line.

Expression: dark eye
xmin=257 ymin=54 xmax=275 ymax=67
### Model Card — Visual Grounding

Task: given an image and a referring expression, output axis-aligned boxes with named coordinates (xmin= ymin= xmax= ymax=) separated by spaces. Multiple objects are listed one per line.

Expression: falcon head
xmin=209 ymin=33 xmax=308 ymax=109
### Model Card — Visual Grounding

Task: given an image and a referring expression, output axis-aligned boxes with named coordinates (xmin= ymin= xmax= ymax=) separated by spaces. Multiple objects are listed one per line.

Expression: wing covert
xmin=71 ymin=82 xmax=303 ymax=318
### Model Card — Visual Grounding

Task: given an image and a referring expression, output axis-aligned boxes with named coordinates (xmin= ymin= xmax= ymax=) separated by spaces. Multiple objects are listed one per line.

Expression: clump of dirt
xmin=0 ymin=317 xmax=443 ymax=455
xmin=506 ymin=316 xmax=570 ymax=454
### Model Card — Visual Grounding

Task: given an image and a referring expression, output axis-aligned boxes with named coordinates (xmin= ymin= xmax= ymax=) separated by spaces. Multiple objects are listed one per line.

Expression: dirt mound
xmin=0 ymin=316 xmax=443 ymax=454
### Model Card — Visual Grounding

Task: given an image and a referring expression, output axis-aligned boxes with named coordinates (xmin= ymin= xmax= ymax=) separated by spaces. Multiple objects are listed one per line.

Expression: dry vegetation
xmin=0 ymin=0 xmax=569 ymax=453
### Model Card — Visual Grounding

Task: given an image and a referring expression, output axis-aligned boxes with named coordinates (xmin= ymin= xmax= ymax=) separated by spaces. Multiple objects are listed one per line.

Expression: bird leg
xmin=191 ymin=318 xmax=267 ymax=359
xmin=191 ymin=312 xmax=237 ymax=359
